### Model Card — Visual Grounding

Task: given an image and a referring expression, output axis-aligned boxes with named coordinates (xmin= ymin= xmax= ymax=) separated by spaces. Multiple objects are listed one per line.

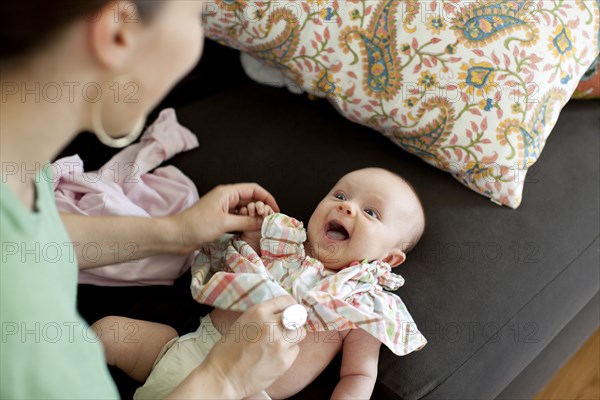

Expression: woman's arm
xmin=61 ymin=183 xmax=279 ymax=269
xmin=331 ymin=328 xmax=381 ymax=399
xmin=60 ymin=213 xmax=183 ymax=269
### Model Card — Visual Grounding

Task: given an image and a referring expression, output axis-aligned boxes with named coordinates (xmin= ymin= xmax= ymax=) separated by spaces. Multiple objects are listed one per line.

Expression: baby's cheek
xmin=366 ymin=233 xmax=391 ymax=258
xmin=349 ymin=240 xmax=371 ymax=260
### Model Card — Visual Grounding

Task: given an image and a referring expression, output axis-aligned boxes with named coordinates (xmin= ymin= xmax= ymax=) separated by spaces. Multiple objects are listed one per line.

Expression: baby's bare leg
xmin=91 ymin=316 xmax=177 ymax=383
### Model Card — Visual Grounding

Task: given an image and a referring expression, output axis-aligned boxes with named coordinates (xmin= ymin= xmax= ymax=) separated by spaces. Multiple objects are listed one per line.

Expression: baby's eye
xmin=334 ymin=193 xmax=346 ymax=201
xmin=365 ymin=208 xmax=379 ymax=219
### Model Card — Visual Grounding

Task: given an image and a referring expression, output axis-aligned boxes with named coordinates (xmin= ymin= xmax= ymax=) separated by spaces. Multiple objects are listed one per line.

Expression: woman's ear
xmin=88 ymin=1 xmax=143 ymax=69
xmin=382 ymin=249 xmax=406 ymax=268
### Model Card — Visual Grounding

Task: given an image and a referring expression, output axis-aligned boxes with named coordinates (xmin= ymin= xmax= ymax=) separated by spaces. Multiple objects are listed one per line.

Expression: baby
xmin=103 ymin=168 xmax=427 ymax=399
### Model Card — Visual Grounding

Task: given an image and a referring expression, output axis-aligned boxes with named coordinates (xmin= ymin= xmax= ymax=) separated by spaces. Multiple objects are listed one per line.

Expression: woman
xmin=0 ymin=1 xmax=304 ymax=398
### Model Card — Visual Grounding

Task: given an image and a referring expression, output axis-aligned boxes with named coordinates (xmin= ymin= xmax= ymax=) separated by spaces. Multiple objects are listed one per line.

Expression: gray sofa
xmin=71 ymin=41 xmax=600 ymax=399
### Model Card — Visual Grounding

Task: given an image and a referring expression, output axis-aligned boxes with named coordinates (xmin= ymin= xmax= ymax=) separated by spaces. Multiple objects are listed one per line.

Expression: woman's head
xmin=1 ymin=1 xmax=204 ymax=143
xmin=1 ymin=1 xmax=160 ymax=60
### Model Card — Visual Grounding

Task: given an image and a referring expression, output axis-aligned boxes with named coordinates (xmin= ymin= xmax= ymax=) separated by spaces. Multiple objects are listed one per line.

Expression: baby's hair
xmin=377 ymin=168 xmax=426 ymax=253
xmin=399 ymin=177 xmax=426 ymax=253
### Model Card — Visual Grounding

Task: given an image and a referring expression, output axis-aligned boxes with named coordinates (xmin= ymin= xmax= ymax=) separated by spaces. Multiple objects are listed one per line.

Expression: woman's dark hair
xmin=1 ymin=1 xmax=162 ymax=60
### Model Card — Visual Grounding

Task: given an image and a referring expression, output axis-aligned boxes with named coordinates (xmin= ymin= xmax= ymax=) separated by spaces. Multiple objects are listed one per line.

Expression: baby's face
xmin=307 ymin=168 xmax=423 ymax=270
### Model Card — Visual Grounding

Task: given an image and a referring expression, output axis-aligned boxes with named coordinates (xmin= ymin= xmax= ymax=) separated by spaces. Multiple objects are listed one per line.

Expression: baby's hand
xmin=238 ymin=202 xmax=274 ymax=252
xmin=238 ymin=201 xmax=275 ymax=218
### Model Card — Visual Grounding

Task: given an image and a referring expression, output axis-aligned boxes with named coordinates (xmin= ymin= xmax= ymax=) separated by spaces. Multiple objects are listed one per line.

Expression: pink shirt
xmin=53 ymin=109 xmax=199 ymax=286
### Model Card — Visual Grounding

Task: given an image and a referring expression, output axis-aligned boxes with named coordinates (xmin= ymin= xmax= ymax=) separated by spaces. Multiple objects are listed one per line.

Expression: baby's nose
xmin=337 ymin=203 xmax=355 ymax=216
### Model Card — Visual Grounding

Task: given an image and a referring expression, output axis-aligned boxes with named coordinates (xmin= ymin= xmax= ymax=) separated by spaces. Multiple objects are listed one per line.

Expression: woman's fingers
xmin=223 ymin=215 xmax=263 ymax=233
xmin=248 ymin=296 xmax=307 ymax=347
xmin=203 ymin=296 xmax=306 ymax=397
xmin=225 ymin=183 xmax=280 ymax=213
xmin=178 ymin=183 xmax=279 ymax=245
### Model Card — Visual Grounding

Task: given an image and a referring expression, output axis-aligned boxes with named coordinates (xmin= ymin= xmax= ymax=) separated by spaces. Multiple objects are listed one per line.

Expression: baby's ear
xmin=382 ymin=249 xmax=406 ymax=268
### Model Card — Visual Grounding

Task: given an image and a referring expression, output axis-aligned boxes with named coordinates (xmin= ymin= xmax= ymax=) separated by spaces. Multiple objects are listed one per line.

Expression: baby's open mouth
xmin=325 ymin=221 xmax=349 ymax=241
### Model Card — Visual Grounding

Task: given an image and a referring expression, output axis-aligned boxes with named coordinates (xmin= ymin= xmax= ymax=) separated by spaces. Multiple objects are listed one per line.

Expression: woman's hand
xmin=172 ymin=183 xmax=280 ymax=254
xmin=168 ymin=296 xmax=306 ymax=399
xmin=62 ymin=183 xmax=279 ymax=269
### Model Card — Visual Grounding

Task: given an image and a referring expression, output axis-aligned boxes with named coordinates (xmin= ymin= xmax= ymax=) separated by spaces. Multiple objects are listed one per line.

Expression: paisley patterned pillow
xmin=201 ymin=0 xmax=600 ymax=208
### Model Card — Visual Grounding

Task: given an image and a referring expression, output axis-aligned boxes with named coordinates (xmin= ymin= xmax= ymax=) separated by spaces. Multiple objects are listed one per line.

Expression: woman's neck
xmin=0 ymin=62 xmax=90 ymax=208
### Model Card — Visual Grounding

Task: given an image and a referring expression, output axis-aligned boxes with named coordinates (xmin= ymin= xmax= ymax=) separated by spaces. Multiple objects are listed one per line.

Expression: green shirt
xmin=1 ymin=168 xmax=119 ymax=399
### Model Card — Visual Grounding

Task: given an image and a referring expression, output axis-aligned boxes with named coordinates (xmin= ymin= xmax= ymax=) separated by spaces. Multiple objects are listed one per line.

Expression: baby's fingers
xmin=255 ymin=201 xmax=265 ymax=216
xmin=255 ymin=202 xmax=276 ymax=217
xmin=238 ymin=206 xmax=249 ymax=216
xmin=241 ymin=201 xmax=274 ymax=218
